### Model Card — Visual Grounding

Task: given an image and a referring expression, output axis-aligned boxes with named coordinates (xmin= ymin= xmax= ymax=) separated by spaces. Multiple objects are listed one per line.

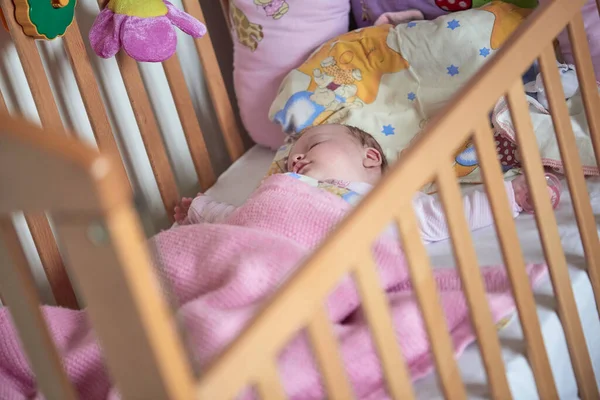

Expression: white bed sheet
xmin=205 ymin=145 xmax=276 ymax=206
xmin=207 ymin=151 xmax=599 ymax=398
xmin=415 ymin=177 xmax=600 ymax=399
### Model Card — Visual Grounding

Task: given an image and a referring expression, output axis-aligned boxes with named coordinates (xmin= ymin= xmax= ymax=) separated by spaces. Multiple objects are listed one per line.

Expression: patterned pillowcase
xmin=229 ymin=0 xmax=350 ymax=150
xmin=266 ymin=3 xmax=531 ymax=190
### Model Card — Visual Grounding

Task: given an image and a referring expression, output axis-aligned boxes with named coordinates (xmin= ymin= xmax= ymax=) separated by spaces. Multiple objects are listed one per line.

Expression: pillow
xmin=267 ymin=2 xmax=531 ymax=186
xmin=351 ymin=0 xmax=536 ymax=28
xmin=229 ymin=0 xmax=350 ymax=150
xmin=557 ymin=0 xmax=600 ymax=81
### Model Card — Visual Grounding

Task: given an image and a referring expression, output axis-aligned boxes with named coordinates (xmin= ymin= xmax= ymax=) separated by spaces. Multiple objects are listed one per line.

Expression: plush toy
xmin=89 ymin=0 xmax=206 ymax=63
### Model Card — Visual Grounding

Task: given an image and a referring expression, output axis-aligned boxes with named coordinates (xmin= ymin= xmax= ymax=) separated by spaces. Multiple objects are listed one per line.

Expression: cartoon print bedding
xmin=268 ymin=2 xmax=532 ymax=186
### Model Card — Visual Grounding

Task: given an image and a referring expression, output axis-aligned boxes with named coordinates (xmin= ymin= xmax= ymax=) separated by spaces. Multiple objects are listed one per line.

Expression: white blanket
xmin=492 ymin=87 xmax=600 ymax=176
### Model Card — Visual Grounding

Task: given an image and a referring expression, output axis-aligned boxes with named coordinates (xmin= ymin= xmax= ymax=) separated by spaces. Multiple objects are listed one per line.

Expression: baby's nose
xmin=293 ymin=154 xmax=304 ymax=163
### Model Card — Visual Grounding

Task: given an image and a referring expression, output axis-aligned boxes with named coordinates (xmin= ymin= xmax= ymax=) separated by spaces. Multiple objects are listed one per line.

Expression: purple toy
xmin=89 ymin=0 xmax=206 ymax=63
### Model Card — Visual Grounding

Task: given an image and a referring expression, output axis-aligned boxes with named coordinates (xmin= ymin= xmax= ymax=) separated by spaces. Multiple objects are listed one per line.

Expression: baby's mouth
xmin=294 ymin=162 xmax=309 ymax=174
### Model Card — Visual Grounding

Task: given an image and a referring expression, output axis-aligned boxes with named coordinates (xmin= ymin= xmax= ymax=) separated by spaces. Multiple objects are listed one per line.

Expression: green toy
xmin=435 ymin=0 xmax=537 ymax=12
xmin=13 ymin=0 xmax=77 ymax=40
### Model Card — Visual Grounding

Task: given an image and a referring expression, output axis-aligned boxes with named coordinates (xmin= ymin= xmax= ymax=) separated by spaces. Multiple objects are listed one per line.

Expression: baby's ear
xmin=363 ymin=148 xmax=383 ymax=168
xmin=374 ymin=9 xmax=424 ymax=26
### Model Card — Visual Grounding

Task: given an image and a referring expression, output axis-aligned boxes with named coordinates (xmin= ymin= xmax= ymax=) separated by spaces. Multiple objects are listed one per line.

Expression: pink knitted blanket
xmin=0 ymin=175 xmax=546 ymax=399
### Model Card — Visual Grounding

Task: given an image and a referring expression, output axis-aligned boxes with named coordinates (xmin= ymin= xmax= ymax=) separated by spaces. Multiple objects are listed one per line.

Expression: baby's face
xmin=287 ymin=125 xmax=381 ymax=183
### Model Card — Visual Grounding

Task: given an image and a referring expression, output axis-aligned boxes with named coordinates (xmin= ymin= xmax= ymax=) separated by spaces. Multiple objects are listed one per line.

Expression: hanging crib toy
xmin=89 ymin=0 xmax=207 ymax=63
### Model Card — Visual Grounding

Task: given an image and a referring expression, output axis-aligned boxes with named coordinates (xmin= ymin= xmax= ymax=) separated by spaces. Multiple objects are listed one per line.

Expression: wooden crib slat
xmin=566 ymin=13 xmax=600 ymax=313
xmin=162 ymin=55 xmax=216 ymax=189
xmin=114 ymin=52 xmax=180 ymax=219
xmin=306 ymin=306 xmax=355 ymax=400
xmin=255 ymin=362 xmax=287 ymax=400
xmin=54 ymin=205 xmax=196 ymax=400
xmin=506 ymin=81 xmax=598 ymax=399
xmin=0 ymin=0 xmax=63 ymax=133
xmin=219 ymin=0 xmax=233 ymax=31
xmin=181 ymin=0 xmax=245 ymax=162
xmin=392 ymin=213 xmax=466 ymax=400
xmin=0 ymin=82 xmax=7 ymax=112
xmin=567 ymin=13 xmax=600 ymax=171
xmin=0 ymin=0 xmax=78 ymax=309
xmin=0 ymin=218 xmax=77 ymax=400
xmin=353 ymin=252 xmax=417 ymax=400
xmin=473 ymin=117 xmax=558 ymax=399
xmin=435 ymin=164 xmax=511 ymax=400
xmin=539 ymin=45 xmax=600 ymax=318
xmin=62 ymin=21 xmax=129 ymax=184
xmin=25 ymin=215 xmax=80 ymax=308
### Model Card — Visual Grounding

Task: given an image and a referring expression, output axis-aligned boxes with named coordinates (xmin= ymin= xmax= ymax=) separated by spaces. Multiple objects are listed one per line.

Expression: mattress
xmin=205 ymin=145 xmax=276 ymax=206
xmin=418 ymin=177 xmax=600 ymax=399
xmin=208 ymin=152 xmax=599 ymax=398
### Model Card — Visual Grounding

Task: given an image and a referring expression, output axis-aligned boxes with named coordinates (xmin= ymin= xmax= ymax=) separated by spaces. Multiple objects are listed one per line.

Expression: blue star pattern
xmin=407 ymin=21 xmax=417 ymax=28
xmin=447 ymin=19 xmax=460 ymax=30
xmin=447 ymin=65 xmax=459 ymax=77
xmin=479 ymin=47 xmax=491 ymax=58
xmin=382 ymin=124 xmax=395 ymax=136
xmin=407 ymin=92 xmax=416 ymax=101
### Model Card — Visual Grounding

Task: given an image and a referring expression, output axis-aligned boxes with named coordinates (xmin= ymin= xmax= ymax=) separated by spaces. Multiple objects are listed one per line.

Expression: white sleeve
xmin=185 ymin=196 xmax=237 ymax=224
xmin=413 ymin=181 xmax=520 ymax=244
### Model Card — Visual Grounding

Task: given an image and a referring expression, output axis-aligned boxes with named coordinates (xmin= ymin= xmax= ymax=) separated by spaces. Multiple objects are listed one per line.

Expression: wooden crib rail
xmin=0 ymin=115 xmax=197 ymax=399
xmin=0 ymin=0 xmax=244 ymax=309
xmin=197 ymin=0 xmax=600 ymax=398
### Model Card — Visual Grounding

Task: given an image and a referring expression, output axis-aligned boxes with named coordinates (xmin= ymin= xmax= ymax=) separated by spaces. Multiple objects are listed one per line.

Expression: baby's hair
xmin=344 ymin=125 xmax=389 ymax=171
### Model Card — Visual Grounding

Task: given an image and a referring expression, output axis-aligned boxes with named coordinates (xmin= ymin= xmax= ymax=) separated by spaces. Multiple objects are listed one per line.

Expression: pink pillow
xmin=230 ymin=0 xmax=350 ymax=150
xmin=557 ymin=0 xmax=600 ymax=80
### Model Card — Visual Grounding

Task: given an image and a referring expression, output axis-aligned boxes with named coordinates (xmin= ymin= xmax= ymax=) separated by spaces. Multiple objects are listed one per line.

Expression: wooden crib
xmin=1 ymin=0 xmax=599 ymax=398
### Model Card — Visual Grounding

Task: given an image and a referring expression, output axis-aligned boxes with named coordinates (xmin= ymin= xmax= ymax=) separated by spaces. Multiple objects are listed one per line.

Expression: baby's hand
xmin=174 ymin=193 xmax=202 ymax=223
xmin=511 ymin=173 xmax=561 ymax=213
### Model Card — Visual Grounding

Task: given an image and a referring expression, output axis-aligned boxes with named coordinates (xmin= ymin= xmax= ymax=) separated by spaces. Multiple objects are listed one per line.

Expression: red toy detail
xmin=435 ymin=0 xmax=473 ymax=12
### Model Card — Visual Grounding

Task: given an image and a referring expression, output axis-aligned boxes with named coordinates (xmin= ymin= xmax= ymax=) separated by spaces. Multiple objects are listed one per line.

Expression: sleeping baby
xmin=174 ymin=124 xmax=560 ymax=243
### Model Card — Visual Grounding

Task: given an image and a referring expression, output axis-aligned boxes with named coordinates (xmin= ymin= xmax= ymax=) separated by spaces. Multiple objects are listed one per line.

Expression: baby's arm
xmin=174 ymin=194 xmax=237 ymax=225
xmin=413 ymin=181 xmax=520 ymax=244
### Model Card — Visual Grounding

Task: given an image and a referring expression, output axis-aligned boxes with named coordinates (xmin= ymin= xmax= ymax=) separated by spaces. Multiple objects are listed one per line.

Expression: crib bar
xmin=538 ymin=45 xmax=600 ymax=317
xmin=472 ymin=117 xmax=558 ymax=398
xmin=114 ymin=53 xmax=180 ymax=218
xmin=196 ymin=240 xmax=362 ymax=399
xmin=393 ymin=213 xmax=466 ymax=399
xmin=0 ymin=0 xmax=63 ymax=133
xmin=255 ymin=362 xmax=287 ymax=400
xmin=435 ymin=163 xmax=512 ymax=399
xmin=306 ymin=306 xmax=355 ymax=400
xmin=54 ymin=206 xmax=196 ymax=400
xmin=181 ymin=0 xmax=246 ymax=161
xmin=566 ymin=14 xmax=600 ymax=312
xmin=567 ymin=13 xmax=600 ymax=172
xmin=62 ymin=22 xmax=128 ymax=184
xmin=220 ymin=0 xmax=233 ymax=31
xmin=162 ymin=55 xmax=216 ymax=189
xmin=0 ymin=218 xmax=77 ymax=400
xmin=0 ymin=0 xmax=78 ymax=309
xmin=353 ymin=253 xmax=416 ymax=400
xmin=506 ymin=81 xmax=598 ymax=399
